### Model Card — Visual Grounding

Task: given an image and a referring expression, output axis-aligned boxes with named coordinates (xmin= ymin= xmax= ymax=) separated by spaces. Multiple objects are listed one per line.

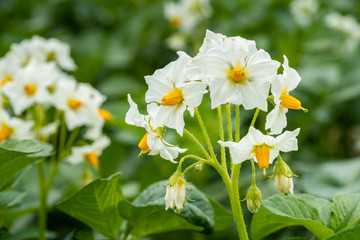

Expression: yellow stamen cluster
xmin=68 ymin=98 xmax=83 ymax=110
xmin=255 ymin=145 xmax=270 ymax=170
xmin=170 ymin=16 xmax=182 ymax=28
xmin=86 ymin=152 xmax=99 ymax=167
xmin=1 ymin=75 xmax=12 ymax=86
xmin=98 ymin=109 xmax=112 ymax=120
xmin=161 ymin=88 xmax=183 ymax=106
xmin=230 ymin=67 xmax=247 ymax=82
xmin=24 ymin=84 xmax=37 ymax=96
xmin=138 ymin=132 xmax=151 ymax=154
xmin=0 ymin=124 xmax=13 ymax=142
xmin=46 ymin=51 xmax=56 ymax=62
xmin=279 ymin=94 xmax=301 ymax=110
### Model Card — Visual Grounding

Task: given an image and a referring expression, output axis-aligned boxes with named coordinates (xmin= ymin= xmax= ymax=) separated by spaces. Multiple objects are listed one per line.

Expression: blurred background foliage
xmin=1 ymin=0 xmax=360 ymax=239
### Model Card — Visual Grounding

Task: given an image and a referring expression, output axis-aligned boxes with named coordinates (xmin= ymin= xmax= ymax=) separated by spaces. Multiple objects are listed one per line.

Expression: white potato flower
xmin=67 ymin=135 xmax=110 ymax=167
xmin=125 ymin=94 xmax=186 ymax=162
xmin=265 ymin=56 xmax=305 ymax=135
xmin=193 ymin=30 xmax=280 ymax=110
xmin=2 ymin=60 xmax=59 ymax=115
xmin=0 ymin=109 xmax=34 ymax=142
xmin=219 ymin=127 xmax=300 ymax=171
xmin=145 ymin=52 xmax=207 ymax=136
xmin=290 ymin=0 xmax=319 ymax=27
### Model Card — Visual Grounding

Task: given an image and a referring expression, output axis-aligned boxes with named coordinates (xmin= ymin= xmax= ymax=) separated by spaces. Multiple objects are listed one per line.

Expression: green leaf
xmin=206 ymin=194 xmax=233 ymax=231
xmin=57 ymin=173 xmax=123 ymax=239
xmin=0 ymin=191 xmax=26 ymax=212
xmin=326 ymin=224 xmax=360 ymax=240
xmin=331 ymin=193 xmax=360 ymax=232
xmin=251 ymin=194 xmax=334 ymax=240
xmin=0 ymin=140 xmax=50 ymax=189
xmin=118 ymin=180 xmax=221 ymax=238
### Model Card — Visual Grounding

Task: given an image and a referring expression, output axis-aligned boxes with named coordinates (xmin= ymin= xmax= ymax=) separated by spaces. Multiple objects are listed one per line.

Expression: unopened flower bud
xmin=246 ymin=184 xmax=263 ymax=213
xmin=194 ymin=163 xmax=203 ymax=171
xmin=165 ymin=171 xmax=187 ymax=213
xmin=272 ymin=156 xmax=297 ymax=195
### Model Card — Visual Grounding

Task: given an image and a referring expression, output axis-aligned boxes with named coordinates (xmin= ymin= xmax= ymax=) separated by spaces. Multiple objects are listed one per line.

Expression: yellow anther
xmin=1 ymin=75 xmax=12 ymax=86
xmin=280 ymin=94 xmax=302 ymax=110
xmin=68 ymin=98 xmax=83 ymax=110
xmin=230 ymin=67 xmax=247 ymax=82
xmin=161 ymin=88 xmax=183 ymax=106
xmin=0 ymin=124 xmax=13 ymax=142
xmin=138 ymin=132 xmax=151 ymax=155
xmin=46 ymin=51 xmax=56 ymax=61
xmin=98 ymin=109 xmax=112 ymax=120
xmin=170 ymin=16 xmax=182 ymax=28
xmin=255 ymin=145 xmax=270 ymax=170
xmin=24 ymin=84 xmax=37 ymax=96
xmin=86 ymin=152 xmax=99 ymax=167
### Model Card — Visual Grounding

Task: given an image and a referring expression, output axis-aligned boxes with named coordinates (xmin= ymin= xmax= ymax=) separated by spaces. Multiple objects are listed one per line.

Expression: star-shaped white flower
xmin=265 ymin=56 xmax=306 ymax=134
xmin=219 ymin=127 xmax=300 ymax=170
xmin=145 ymin=52 xmax=207 ymax=136
xmin=193 ymin=30 xmax=280 ymax=110
xmin=0 ymin=109 xmax=34 ymax=142
xmin=125 ymin=94 xmax=186 ymax=162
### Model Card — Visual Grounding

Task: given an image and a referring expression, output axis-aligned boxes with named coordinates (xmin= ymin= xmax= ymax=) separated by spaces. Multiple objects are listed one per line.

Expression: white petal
xmin=209 ymin=77 xmax=237 ymax=109
xmin=125 ymin=94 xmax=147 ymax=128
xmin=237 ymin=80 xmax=269 ymax=111
xmin=282 ymin=55 xmax=301 ymax=92
xmin=265 ymin=105 xmax=288 ymax=135
xmin=275 ymin=128 xmax=300 ymax=152
xmin=218 ymin=140 xmax=252 ymax=164
xmin=181 ymin=81 xmax=207 ymax=107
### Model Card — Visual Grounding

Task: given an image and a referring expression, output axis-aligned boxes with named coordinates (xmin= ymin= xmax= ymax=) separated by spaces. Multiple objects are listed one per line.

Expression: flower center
xmin=170 ymin=16 xmax=182 ymax=28
xmin=279 ymin=94 xmax=301 ymax=110
xmin=1 ymin=75 xmax=12 ymax=86
xmin=68 ymin=98 xmax=83 ymax=110
xmin=46 ymin=51 xmax=56 ymax=62
xmin=0 ymin=124 xmax=13 ymax=142
xmin=98 ymin=109 xmax=112 ymax=120
xmin=255 ymin=145 xmax=270 ymax=170
xmin=85 ymin=152 xmax=99 ymax=167
xmin=24 ymin=84 xmax=37 ymax=96
xmin=161 ymin=88 xmax=183 ymax=106
xmin=138 ymin=132 xmax=151 ymax=154
xmin=230 ymin=67 xmax=247 ymax=82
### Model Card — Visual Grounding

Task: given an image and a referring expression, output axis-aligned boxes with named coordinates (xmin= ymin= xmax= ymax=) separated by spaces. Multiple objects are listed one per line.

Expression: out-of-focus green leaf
xmin=331 ymin=193 xmax=360 ymax=232
xmin=251 ymin=194 xmax=334 ymax=240
xmin=0 ymin=191 xmax=26 ymax=212
xmin=326 ymin=225 xmax=360 ymax=240
xmin=0 ymin=140 xmax=51 ymax=189
xmin=57 ymin=173 xmax=123 ymax=239
xmin=206 ymin=194 xmax=233 ymax=232
xmin=118 ymin=180 xmax=225 ymax=238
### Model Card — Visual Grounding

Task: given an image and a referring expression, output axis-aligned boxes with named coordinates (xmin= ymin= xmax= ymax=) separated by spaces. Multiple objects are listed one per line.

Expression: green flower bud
xmin=246 ymin=184 xmax=263 ymax=213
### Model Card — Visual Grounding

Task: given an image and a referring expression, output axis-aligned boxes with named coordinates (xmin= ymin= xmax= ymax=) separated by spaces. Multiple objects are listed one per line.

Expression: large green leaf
xmin=326 ymin=224 xmax=360 ymax=240
xmin=0 ymin=140 xmax=51 ymax=189
xmin=118 ymin=180 xmax=230 ymax=238
xmin=0 ymin=191 xmax=26 ymax=212
xmin=251 ymin=194 xmax=334 ymax=240
xmin=57 ymin=173 xmax=123 ymax=239
xmin=331 ymin=193 xmax=360 ymax=232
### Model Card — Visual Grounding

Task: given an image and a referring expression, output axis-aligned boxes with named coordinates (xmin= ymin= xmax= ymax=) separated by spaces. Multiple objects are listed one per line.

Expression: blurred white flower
xmin=164 ymin=0 xmax=212 ymax=32
xmin=266 ymin=56 xmax=305 ymax=135
xmin=219 ymin=127 xmax=300 ymax=170
xmin=0 ymin=109 xmax=34 ymax=142
xmin=2 ymin=60 xmax=59 ymax=115
xmin=194 ymin=30 xmax=280 ymax=110
xmin=290 ymin=0 xmax=319 ymax=27
xmin=166 ymin=33 xmax=187 ymax=51
xmin=67 ymin=135 xmax=110 ymax=167
xmin=125 ymin=94 xmax=186 ymax=162
xmin=145 ymin=52 xmax=207 ymax=135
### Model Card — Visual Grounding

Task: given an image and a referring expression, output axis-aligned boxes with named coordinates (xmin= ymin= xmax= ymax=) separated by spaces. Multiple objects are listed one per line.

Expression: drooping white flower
xmin=2 ymin=60 xmax=59 ymax=115
xmin=67 ymin=135 xmax=110 ymax=167
xmin=52 ymin=78 xmax=100 ymax=130
xmin=145 ymin=52 xmax=207 ymax=136
xmin=125 ymin=94 xmax=186 ymax=162
xmin=219 ymin=127 xmax=300 ymax=170
xmin=265 ymin=56 xmax=305 ymax=135
xmin=193 ymin=30 xmax=280 ymax=110
xmin=290 ymin=0 xmax=319 ymax=27
xmin=0 ymin=109 xmax=34 ymax=142
xmin=165 ymin=175 xmax=187 ymax=213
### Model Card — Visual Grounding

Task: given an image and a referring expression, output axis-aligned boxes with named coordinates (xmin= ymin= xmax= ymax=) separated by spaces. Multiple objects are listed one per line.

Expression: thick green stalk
xmin=236 ymin=105 xmax=240 ymax=142
xmin=226 ymin=103 xmax=233 ymax=142
xmin=217 ymin=106 xmax=226 ymax=169
xmin=37 ymin=161 xmax=47 ymax=240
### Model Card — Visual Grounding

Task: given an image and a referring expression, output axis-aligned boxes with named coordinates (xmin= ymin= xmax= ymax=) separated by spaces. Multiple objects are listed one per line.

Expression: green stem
xmin=250 ymin=108 xmax=260 ymax=127
xmin=37 ymin=161 xmax=47 ymax=240
xmin=217 ymin=106 xmax=226 ymax=170
xmin=194 ymin=108 xmax=217 ymax=162
xmin=250 ymin=159 xmax=256 ymax=184
xmin=184 ymin=129 xmax=212 ymax=161
xmin=226 ymin=103 xmax=233 ymax=142
xmin=236 ymin=105 xmax=240 ymax=142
